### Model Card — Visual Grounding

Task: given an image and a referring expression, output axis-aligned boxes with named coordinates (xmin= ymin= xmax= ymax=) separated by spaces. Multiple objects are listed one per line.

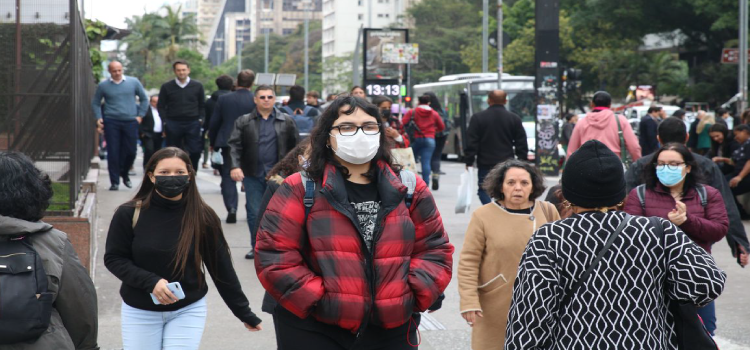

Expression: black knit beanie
xmin=562 ymin=140 xmax=626 ymax=208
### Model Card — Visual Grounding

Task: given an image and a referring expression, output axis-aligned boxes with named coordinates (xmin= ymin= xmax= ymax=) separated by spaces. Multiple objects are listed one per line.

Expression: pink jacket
xmin=566 ymin=108 xmax=642 ymax=160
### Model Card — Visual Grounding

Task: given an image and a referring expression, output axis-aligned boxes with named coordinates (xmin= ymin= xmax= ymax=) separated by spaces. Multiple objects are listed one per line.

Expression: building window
xmin=283 ymin=28 xmax=294 ymax=35
xmin=385 ymin=14 xmax=389 ymax=18
xmin=358 ymin=0 xmax=362 ymax=5
xmin=358 ymin=14 xmax=363 ymax=20
xmin=377 ymin=14 xmax=383 ymax=18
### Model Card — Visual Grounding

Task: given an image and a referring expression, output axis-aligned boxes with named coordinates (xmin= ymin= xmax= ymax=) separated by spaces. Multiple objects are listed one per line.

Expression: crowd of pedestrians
xmin=2 ymin=59 xmax=748 ymax=350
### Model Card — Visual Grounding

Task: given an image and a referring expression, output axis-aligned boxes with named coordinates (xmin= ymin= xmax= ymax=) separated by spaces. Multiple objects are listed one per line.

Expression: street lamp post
xmin=497 ymin=0 xmax=503 ymax=89
xmin=740 ymin=0 xmax=748 ymax=113
xmin=303 ymin=0 xmax=311 ymax=91
xmin=263 ymin=9 xmax=271 ymax=73
xmin=237 ymin=38 xmax=243 ymax=73
xmin=482 ymin=0 xmax=488 ymax=73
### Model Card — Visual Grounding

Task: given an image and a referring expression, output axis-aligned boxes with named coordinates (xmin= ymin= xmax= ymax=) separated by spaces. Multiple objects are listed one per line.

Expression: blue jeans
xmin=697 ymin=301 xmax=716 ymax=336
xmin=477 ymin=166 xmax=492 ymax=205
xmin=121 ymin=297 xmax=207 ymax=350
xmin=103 ymin=118 xmax=139 ymax=186
xmin=243 ymin=175 xmax=267 ymax=248
xmin=411 ymin=137 xmax=436 ymax=185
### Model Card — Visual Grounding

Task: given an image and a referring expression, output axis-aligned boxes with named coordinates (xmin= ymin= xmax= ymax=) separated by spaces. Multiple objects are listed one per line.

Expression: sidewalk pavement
xmin=92 ymin=156 xmax=750 ymax=350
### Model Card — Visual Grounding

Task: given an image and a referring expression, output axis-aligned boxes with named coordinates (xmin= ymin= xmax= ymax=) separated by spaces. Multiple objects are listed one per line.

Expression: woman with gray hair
xmin=458 ymin=159 xmax=560 ymax=349
xmin=505 ymin=140 xmax=726 ymax=349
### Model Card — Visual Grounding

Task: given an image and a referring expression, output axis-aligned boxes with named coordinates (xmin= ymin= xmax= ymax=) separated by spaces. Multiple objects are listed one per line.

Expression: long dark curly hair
xmin=0 ymin=152 xmax=53 ymax=222
xmin=305 ymin=95 xmax=401 ymax=183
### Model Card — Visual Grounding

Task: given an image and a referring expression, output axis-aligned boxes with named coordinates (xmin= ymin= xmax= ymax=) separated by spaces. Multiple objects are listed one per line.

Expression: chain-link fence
xmin=0 ymin=0 xmax=97 ymax=215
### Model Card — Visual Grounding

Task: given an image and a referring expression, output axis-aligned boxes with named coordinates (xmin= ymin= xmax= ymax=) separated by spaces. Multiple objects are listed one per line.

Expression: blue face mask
xmin=656 ymin=166 xmax=686 ymax=187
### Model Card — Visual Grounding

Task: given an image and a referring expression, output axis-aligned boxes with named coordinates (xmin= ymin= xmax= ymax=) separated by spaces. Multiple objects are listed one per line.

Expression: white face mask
xmin=331 ymin=132 xmax=380 ymax=165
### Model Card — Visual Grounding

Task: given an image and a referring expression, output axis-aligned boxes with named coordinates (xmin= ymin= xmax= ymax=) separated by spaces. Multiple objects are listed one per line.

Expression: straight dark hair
xmin=643 ymin=143 xmax=703 ymax=193
xmin=709 ymin=123 xmax=732 ymax=158
xmin=172 ymin=59 xmax=189 ymax=70
xmin=424 ymin=91 xmax=444 ymax=115
xmin=305 ymin=95 xmax=400 ymax=183
xmin=131 ymin=147 xmax=226 ymax=287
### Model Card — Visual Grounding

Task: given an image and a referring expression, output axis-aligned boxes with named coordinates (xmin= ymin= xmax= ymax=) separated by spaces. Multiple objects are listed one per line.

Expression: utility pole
xmin=304 ymin=0 xmax=310 ymax=91
xmin=264 ymin=29 xmax=269 ymax=73
xmin=482 ymin=0 xmax=488 ymax=72
xmin=740 ymin=0 xmax=748 ymax=113
xmin=368 ymin=0 xmax=373 ymax=27
xmin=237 ymin=38 xmax=243 ymax=74
xmin=497 ymin=0 xmax=503 ymax=89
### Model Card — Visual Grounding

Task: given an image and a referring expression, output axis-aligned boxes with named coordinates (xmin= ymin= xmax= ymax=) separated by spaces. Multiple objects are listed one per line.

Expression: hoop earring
xmin=562 ymin=200 xmax=572 ymax=209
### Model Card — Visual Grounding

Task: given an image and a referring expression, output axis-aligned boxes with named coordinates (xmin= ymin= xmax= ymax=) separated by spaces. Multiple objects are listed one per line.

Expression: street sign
xmin=381 ymin=43 xmax=419 ymax=64
xmin=488 ymin=30 xmax=511 ymax=49
xmin=722 ymin=48 xmax=750 ymax=64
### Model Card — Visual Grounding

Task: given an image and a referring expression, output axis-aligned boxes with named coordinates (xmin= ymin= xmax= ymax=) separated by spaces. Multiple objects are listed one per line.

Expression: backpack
xmin=299 ymin=170 xmax=418 ymax=223
xmin=0 ymin=236 xmax=54 ymax=344
xmin=635 ymin=184 xmax=707 ymax=210
xmin=282 ymin=105 xmax=317 ymax=136
xmin=403 ymin=111 xmax=422 ymax=141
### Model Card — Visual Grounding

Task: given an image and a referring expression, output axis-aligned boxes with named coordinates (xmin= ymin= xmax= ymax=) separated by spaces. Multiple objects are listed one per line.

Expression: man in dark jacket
xmin=202 ymin=74 xmax=234 ymax=169
xmin=464 ymin=90 xmax=528 ymax=204
xmin=208 ymin=70 xmax=256 ymax=224
xmin=228 ymin=85 xmax=298 ymax=259
xmin=625 ymin=116 xmax=750 ymax=266
xmin=139 ymin=95 xmax=164 ymax=168
xmin=639 ymin=106 xmax=663 ymax=156
xmin=157 ymin=60 xmax=206 ymax=168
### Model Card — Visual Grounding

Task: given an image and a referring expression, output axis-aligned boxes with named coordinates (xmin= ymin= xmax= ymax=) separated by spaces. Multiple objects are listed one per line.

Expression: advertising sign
xmin=381 ymin=43 xmax=419 ymax=64
xmin=363 ymin=28 xmax=408 ymax=80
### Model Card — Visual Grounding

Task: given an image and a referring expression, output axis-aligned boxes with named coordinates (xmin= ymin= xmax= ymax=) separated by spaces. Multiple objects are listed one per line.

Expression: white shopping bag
xmin=455 ymin=167 xmax=475 ymax=214
xmin=211 ymin=151 xmax=223 ymax=166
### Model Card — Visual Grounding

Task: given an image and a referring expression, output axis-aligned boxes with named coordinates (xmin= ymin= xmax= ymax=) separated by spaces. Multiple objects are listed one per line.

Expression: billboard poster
xmin=363 ymin=28 xmax=408 ymax=80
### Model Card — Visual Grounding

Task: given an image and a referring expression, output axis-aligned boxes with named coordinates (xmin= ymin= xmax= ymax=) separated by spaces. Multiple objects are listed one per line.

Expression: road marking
xmin=419 ymin=312 xmax=446 ymax=331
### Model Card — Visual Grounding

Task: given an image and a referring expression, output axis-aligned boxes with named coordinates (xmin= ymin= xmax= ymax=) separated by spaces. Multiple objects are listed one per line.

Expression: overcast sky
xmin=85 ymin=0 xmax=177 ymax=28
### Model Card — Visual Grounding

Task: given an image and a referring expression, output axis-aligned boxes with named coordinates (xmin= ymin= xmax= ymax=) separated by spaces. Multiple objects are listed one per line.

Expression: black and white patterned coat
xmin=505 ymin=211 xmax=726 ymax=349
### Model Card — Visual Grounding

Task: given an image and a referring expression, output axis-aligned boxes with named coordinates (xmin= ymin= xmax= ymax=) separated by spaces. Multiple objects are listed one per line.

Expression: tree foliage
xmin=407 ymin=0 xmax=744 ymax=104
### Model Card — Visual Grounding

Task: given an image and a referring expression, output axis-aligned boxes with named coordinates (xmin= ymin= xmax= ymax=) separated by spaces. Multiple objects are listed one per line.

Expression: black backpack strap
xmin=636 ymin=185 xmax=647 ymax=210
xmin=560 ymin=213 xmax=631 ymax=310
xmin=696 ymin=184 xmax=708 ymax=208
xmin=300 ymin=172 xmax=315 ymax=222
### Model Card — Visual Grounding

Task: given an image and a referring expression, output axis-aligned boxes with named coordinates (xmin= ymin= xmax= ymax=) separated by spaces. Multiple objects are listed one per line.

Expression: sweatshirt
xmin=157 ymin=79 xmax=206 ymax=122
xmin=566 ymin=108 xmax=642 ymax=161
xmin=402 ymin=105 xmax=445 ymax=139
xmin=91 ymin=76 xmax=149 ymax=121
xmin=104 ymin=193 xmax=261 ymax=326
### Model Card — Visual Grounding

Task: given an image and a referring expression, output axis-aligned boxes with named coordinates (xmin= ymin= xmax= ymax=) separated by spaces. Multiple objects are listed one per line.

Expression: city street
xmin=93 ymin=155 xmax=750 ymax=350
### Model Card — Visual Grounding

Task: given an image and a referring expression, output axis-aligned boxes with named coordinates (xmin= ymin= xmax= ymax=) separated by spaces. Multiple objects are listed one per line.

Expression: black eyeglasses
xmin=258 ymin=95 xmax=274 ymax=100
xmin=330 ymin=123 xmax=381 ymax=136
xmin=656 ymin=162 xmax=685 ymax=171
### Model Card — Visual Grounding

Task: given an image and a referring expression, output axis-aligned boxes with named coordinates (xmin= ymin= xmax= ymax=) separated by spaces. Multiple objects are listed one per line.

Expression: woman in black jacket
xmin=708 ymin=123 xmax=740 ymax=175
xmin=104 ymin=147 xmax=262 ymax=350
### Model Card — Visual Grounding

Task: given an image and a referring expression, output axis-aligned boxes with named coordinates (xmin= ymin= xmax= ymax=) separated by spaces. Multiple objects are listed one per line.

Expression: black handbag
xmin=648 ymin=216 xmax=718 ymax=350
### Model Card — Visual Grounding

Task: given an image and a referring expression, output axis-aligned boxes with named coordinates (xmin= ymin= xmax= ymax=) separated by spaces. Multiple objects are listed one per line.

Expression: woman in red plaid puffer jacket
xmin=255 ymin=95 xmax=453 ymax=350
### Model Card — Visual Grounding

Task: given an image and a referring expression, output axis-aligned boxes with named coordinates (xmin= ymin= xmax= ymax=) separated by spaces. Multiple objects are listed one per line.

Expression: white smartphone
xmin=150 ymin=281 xmax=186 ymax=305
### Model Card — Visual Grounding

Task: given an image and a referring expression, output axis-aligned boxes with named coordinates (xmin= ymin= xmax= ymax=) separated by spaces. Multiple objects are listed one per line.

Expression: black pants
xmin=431 ymin=134 xmax=447 ymax=175
xmin=275 ymin=306 xmax=419 ymax=350
xmin=141 ymin=132 xmax=164 ymax=169
xmin=165 ymin=119 xmax=203 ymax=169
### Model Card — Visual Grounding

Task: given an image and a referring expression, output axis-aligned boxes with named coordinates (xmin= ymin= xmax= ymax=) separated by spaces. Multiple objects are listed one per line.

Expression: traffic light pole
xmin=482 ymin=0 xmax=488 ymax=73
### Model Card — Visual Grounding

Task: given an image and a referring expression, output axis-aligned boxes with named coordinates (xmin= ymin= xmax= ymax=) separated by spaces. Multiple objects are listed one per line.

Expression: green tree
xmin=161 ymin=5 xmax=199 ymax=62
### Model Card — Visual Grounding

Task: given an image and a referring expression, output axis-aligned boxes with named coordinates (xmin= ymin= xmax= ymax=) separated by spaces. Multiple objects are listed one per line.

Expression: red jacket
xmin=622 ymin=184 xmax=728 ymax=253
xmin=402 ymin=105 xmax=445 ymax=139
xmin=255 ymin=161 xmax=453 ymax=333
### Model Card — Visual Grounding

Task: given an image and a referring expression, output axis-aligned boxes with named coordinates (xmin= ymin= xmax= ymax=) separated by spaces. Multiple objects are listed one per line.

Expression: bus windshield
xmin=470 ymin=81 xmax=536 ymax=122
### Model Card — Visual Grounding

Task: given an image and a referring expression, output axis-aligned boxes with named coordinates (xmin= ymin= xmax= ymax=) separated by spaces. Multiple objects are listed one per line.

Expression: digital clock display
xmin=365 ymin=83 xmax=404 ymax=97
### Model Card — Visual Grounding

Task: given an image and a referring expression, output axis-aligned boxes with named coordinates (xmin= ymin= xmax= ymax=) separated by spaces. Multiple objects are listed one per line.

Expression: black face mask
xmin=154 ymin=175 xmax=190 ymax=198
xmin=381 ymin=109 xmax=392 ymax=119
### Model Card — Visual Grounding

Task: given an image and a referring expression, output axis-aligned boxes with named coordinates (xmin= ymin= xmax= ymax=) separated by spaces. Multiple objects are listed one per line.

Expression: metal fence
xmin=0 ymin=0 xmax=97 ymax=215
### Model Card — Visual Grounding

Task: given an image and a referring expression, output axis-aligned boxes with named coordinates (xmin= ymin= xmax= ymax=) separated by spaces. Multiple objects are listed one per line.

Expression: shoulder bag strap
xmin=299 ymin=172 xmax=315 ymax=223
xmin=540 ymin=201 xmax=551 ymax=222
xmin=560 ymin=213 xmax=631 ymax=310
xmin=132 ymin=200 xmax=142 ymax=229
xmin=614 ymin=114 xmax=629 ymax=163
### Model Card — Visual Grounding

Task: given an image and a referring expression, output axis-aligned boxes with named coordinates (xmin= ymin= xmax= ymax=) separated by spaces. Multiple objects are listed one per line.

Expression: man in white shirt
xmin=139 ymin=95 xmax=164 ymax=167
